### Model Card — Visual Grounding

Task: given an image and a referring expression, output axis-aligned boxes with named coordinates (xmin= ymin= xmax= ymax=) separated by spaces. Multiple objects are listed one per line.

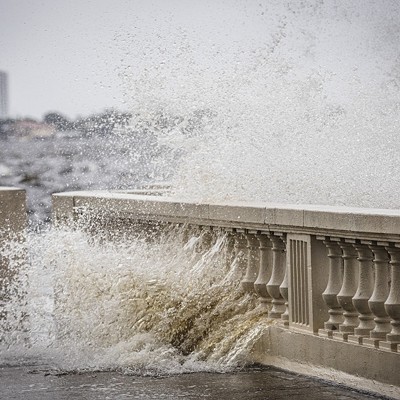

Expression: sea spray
xmin=2 ymin=4 xmax=400 ymax=222
xmin=0 ymin=223 xmax=269 ymax=374
xmin=117 ymin=1 xmax=400 ymax=209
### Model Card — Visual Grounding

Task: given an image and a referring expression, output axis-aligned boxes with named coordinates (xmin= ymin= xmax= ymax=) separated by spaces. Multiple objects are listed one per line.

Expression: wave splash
xmin=0 ymin=224 xmax=268 ymax=375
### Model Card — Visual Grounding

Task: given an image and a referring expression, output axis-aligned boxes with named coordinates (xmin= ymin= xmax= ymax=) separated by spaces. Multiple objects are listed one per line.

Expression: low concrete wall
xmin=252 ymin=326 xmax=400 ymax=398
xmin=52 ymin=191 xmax=400 ymax=241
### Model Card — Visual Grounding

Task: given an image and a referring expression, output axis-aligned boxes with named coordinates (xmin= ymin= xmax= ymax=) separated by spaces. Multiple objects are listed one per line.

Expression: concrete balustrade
xmin=52 ymin=191 xmax=400 ymax=397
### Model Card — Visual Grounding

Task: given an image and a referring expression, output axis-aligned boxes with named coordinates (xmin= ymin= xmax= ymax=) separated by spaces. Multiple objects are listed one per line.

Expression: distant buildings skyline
xmin=0 ymin=71 xmax=8 ymax=118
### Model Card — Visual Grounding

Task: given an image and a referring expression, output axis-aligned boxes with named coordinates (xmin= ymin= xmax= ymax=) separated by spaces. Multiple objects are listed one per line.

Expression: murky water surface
xmin=0 ymin=365 xmax=385 ymax=400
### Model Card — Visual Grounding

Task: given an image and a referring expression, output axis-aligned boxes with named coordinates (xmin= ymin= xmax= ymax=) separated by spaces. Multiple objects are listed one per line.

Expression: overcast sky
xmin=0 ymin=0 xmax=266 ymax=120
xmin=1 ymin=1 xmax=399 ymax=121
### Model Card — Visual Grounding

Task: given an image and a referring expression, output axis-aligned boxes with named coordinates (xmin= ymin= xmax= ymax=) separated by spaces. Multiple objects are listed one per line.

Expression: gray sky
xmin=1 ymin=1 xmax=399 ymax=121
xmin=0 ymin=0 xmax=264 ymax=120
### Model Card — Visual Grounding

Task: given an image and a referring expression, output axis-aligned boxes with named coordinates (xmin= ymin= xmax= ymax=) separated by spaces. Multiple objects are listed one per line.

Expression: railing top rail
xmin=52 ymin=191 xmax=400 ymax=241
xmin=0 ymin=186 xmax=24 ymax=192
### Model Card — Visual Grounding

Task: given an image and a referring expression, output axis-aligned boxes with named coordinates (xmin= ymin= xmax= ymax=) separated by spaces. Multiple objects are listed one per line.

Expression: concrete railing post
xmin=381 ymin=246 xmax=400 ymax=351
xmin=254 ymin=233 xmax=272 ymax=307
xmin=266 ymin=234 xmax=286 ymax=319
xmin=333 ymin=241 xmax=359 ymax=341
xmin=348 ymin=243 xmax=375 ymax=344
xmin=241 ymin=232 xmax=260 ymax=292
xmin=364 ymin=245 xmax=391 ymax=348
xmin=278 ymin=236 xmax=289 ymax=327
xmin=200 ymin=227 xmax=214 ymax=251
xmin=224 ymin=231 xmax=236 ymax=271
xmin=234 ymin=231 xmax=248 ymax=276
xmin=287 ymin=235 xmax=328 ymax=333
xmin=319 ymin=239 xmax=344 ymax=337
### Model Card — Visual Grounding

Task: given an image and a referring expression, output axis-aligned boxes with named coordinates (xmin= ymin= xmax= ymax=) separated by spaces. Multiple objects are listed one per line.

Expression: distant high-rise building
xmin=0 ymin=71 xmax=8 ymax=118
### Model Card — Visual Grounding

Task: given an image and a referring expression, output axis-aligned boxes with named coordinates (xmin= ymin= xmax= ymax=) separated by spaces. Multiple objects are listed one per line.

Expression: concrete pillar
xmin=381 ymin=246 xmax=400 ymax=351
xmin=223 ymin=231 xmax=236 ymax=271
xmin=319 ymin=239 xmax=344 ymax=337
xmin=333 ymin=241 xmax=359 ymax=341
xmin=279 ymin=240 xmax=289 ymax=327
xmin=241 ymin=232 xmax=260 ymax=292
xmin=234 ymin=231 xmax=248 ymax=275
xmin=0 ymin=187 xmax=26 ymax=238
xmin=254 ymin=233 xmax=272 ymax=307
xmin=348 ymin=243 xmax=375 ymax=344
xmin=364 ymin=245 xmax=391 ymax=349
xmin=266 ymin=234 xmax=286 ymax=319
xmin=0 ymin=187 xmax=26 ymax=314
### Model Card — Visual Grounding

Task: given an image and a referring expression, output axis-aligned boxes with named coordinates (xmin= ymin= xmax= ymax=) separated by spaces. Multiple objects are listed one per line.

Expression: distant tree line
xmin=0 ymin=109 xmax=132 ymax=138
xmin=0 ymin=107 xmax=216 ymax=139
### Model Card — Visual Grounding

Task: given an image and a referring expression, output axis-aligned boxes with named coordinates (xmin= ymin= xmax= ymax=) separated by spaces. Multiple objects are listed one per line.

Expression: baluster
xmin=234 ymin=230 xmax=248 ymax=274
xmin=348 ymin=242 xmax=375 ymax=344
xmin=319 ymin=239 xmax=344 ymax=338
xmin=224 ymin=230 xmax=236 ymax=271
xmin=380 ymin=246 xmax=400 ymax=352
xmin=279 ymin=235 xmax=289 ymax=327
xmin=333 ymin=241 xmax=359 ymax=341
xmin=266 ymin=234 xmax=286 ymax=318
xmin=364 ymin=244 xmax=391 ymax=349
xmin=199 ymin=226 xmax=213 ymax=252
xmin=192 ymin=226 xmax=204 ymax=254
xmin=254 ymin=233 xmax=272 ymax=308
xmin=184 ymin=225 xmax=203 ymax=261
xmin=181 ymin=223 xmax=191 ymax=246
xmin=241 ymin=232 xmax=260 ymax=292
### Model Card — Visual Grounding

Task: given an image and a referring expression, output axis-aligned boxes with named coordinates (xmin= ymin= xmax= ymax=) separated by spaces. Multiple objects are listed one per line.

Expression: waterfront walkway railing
xmin=52 ymin=191 xmax=400 ymax=394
